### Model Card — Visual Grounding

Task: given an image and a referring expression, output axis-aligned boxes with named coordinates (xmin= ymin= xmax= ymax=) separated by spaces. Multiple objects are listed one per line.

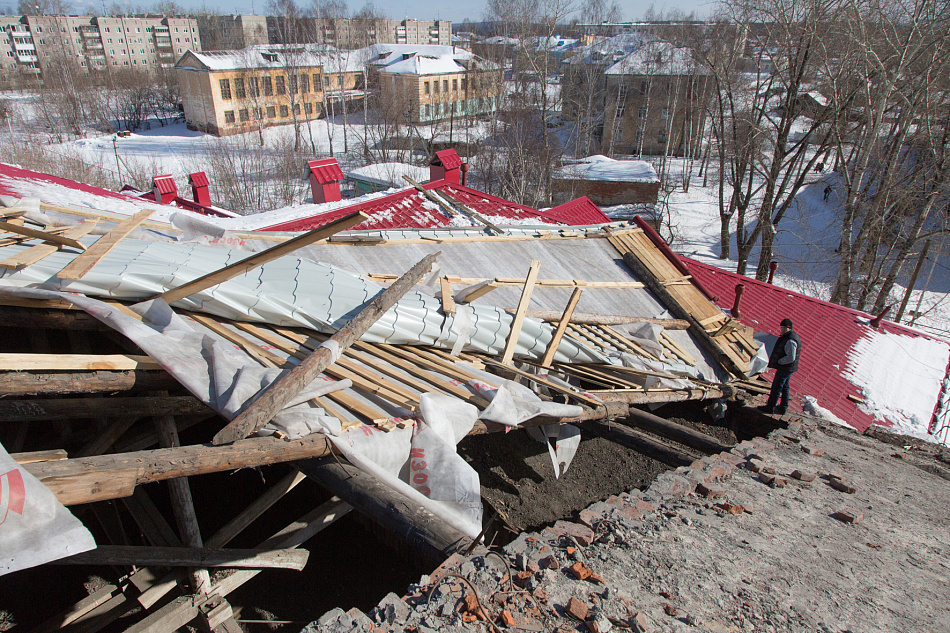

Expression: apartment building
xmin=197 ymin=14 xmax=268 ymax=50
xmin=368 ymin=44 xmax=501 ymax=125
xmin=602 ymin=41 xmax=711 ymax=158
xmin=267 ymin=17 xmax=451 ymax=48
xmin=0 ymin=14 xmax=200 ymax=86
xmin=177 ymin=44 xmax=364 ymax=136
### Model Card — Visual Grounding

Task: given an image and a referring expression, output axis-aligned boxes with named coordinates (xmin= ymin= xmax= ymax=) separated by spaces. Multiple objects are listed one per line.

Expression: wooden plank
xmin=477 ymin=356 xmax=604 ymax=407
xmin=388 ymin=344 xmax=485 ymax=384
xmin=0 ymin=353 xmax=161 ymax=371
xmin=541 ymin=286 xmax=583 ymax=368
xmin=206 ymin=471 xmax=307 ymax=548
xmin=212 ymin=252 xmax=438 ymax=445
xmin=157 ymin=210 xmax=369 ymax=305
xmin=0 ymin=222 xmax=96 ymax=270
xmin=123 ymin=486 xmax=184 ymax=547
xmin=11 ymin=449 xmax=68 ymax=464
xmin=57 ymin=545 xmax=309 ymax=570
xmin=501 ymin=260 xmax=541 ymax=365
xmin=76 ymin=416 xmax=139 ymax=457
xmin=0 ymin=395 xmax=211 ymax=423
xmin=435 ymin=189 xmax=507 ymax=235
xmin=522 ymin=311 xmax=690 ymax=328
xmin=439 ymin=277 xmax=456 ymax=314
xmin=0 ymin=208 xmax=25 ymax=219
xmin=41 ymin=468 xmax=139 ymax=505
xmin=0 ymin=219 xmax=87 ymax=250
xmin=55 ymin=209 xmax=154 ymax=280
xmin=24 ymin=434 xmax=334 ymax=505
xmin=403 ymin=175 xmax=457 ymax=216
xmin=455 ymin=280 xmax=498 ymax=303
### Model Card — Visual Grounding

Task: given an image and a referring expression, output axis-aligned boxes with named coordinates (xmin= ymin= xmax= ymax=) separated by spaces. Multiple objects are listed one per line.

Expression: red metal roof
xmin=0 ymin=162 xmax=152 ymax=204
xmin=307 ymin=159 xmax=345 ymax=184
xmin=541 ymin=197 xmax=611 ymax=225
xmin=153 ymin=175 xmax=177 ymax=195
xmin=189 ymin=171 xmax=210 ymax=187
xmin=261 ymin=179 xmax=572 ymax=232
xmin=433 ymin=149 xmax=463 ymax=170
xmin=685 ymin=258 xmax=950 ymax=433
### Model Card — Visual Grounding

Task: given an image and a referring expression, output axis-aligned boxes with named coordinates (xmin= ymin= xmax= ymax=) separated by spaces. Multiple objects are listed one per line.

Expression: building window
xmin=461 ymin=78 xmax=466 ymax=91
xmin=293 ymin=103 xmax=300 ymax=114
xmin=618 ymin=83 xmax=627 ymax=101
xmin=443 ymin=79 xmax=448 ymax=92
xmin=300 ymin=73 xmax=309 ymax=93
xmin=262 ymin=76 xmax=272 ymax=96
xmin=219 ymin=78 xmax=231 ymax=99
xmin=266 ymin=105 xmax=276 ymax=118
xmin=289 ymin=74 xmax=297 ymax=93
xmin=234 ymin=77 xmax=245 ymax=99
xmin=304 ymin=102 xmax=313 ymax=115
xmin=275 ymin=75 xmax=285 ymax=95
xmin=658 ymin=128 xmax=667 ymax=144
xmin=635 ymin=129 xmax=644 ymax=146
xmin=249 ymin=76 xmax=259 ymax=97
xmin=224 ymin=110 xmax=235 ymax=123
xmin=615 ymin=104 xmax=625 ymax=119
xmin=323 ymin=75 xmax=329 ymax=87
xmin=279 ymin=105 xmax=288 ymax=117
xmin=452 ymin=78 xmax=457 ymax=91
xmin=239 ymin=108 xmax=249 ymax=121
xmin=661 ymin=108 xmax=669 ymax=120
xmin=638 ymin=106 xmax=647 ymax=119
xmin=254 ymin=107 xmax=263 ymax=119
xmin=433 ymin=79 xmax=439 ymax=93
xmin=640 ymin=80 xmax=648 ymax=93
xmin=336 ymin=74 xmax=342 ymax=86
xmin=424 ymin=81 xmax=429 ymax=94
xmin=613 ymin=127 xmax=623 ymax=143
xmin=313 ymin=73 xmax=321 ymax=89
xmin=425 ymin=104 xmax=431 ymax=117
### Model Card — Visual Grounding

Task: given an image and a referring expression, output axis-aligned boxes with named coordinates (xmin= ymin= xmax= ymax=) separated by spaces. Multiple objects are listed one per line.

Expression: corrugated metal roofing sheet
xmin=307 ymin=159 xmax=345 ymax=184
xmin=685 ymin=258 xmax=950 ymax=433
xmin=433 ymin=149 xmax=463 ymax=170
xmin=541 ymin=196 xmax=611 ymax=225
xmin=189 ymin=171 xmax=210 ymax=187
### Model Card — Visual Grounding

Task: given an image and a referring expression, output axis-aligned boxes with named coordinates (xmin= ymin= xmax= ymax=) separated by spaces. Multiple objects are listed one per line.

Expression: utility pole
xmin=896 ymin=239 xmax=930 ymax=323
xmin=113 ymin=135 xmax=122 ymax=183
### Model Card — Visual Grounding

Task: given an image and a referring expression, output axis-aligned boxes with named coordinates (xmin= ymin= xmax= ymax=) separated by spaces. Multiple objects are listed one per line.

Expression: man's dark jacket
xmin=768 ymin=330 xmax=801 ymax=373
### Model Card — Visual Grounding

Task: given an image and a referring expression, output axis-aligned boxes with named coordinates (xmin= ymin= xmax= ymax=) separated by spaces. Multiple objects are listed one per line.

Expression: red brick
xmin=500 ymin=610 xmax=516 ymax=627
xmin=578 ymin=508 xmax=600 ymax=528
xmin=801 ymin=445 xmax=824 ymax=456
xmin=462 ymin=613 xmax=477 ymax=623
xmin=605 ymin=495 xmax=623 ymax=506
xmin=746 ymin=459 xmax=766 ymax=473
xmin=760 ymin=465 xmax=776 ymax=475
xmin=532 ymin=587 xmax=548 ymax=602
xmin=633 ymin=612 xmax=650 ymax=632
xmin=565 ymin=597 xmax=589 ymax=621
xmin=570 ymin=561 xmax=593 ymax=581
xmin=566 ymin=546 xmax=577 ymax=557
xmin=636 ymin=500 xmax=656 ymax=513
xmin=552 ymin=520 xmax=596 ymax=546
xmin=833 ymin=508 xmax=863 ymax=524
xmin=720 ymin=502 xmax=744 ymax=514
xmin=664 ymin=604 xmax=677 ymax=617
xmin=829 ymin=479 xmax=856 ymax=494
xmin=758 ymin=473 xmax=777 ymax=485
xmin=539 ymin=555 xmax=559 ymax=569
xmin=620 ymin=506 xmax=644 ymax=523
xmin=791 ymin=470 xmax=816 ymax=482
xmin=696 ymin=482 xmax=726 ymax=498
xmin=772 ymin=477 xmax=788 ymax=488
xmin=720 ymin=452 xmax=744 ymax=466
xmin=705 ymin=464 xmax=728 ymax=480
xmin=827 ymin=472 xmax=847 ymax=481
xmin=514 ymin=571 xmax=534 ymax=587
xmin=526 ymin=536 xmax=537 ymax=542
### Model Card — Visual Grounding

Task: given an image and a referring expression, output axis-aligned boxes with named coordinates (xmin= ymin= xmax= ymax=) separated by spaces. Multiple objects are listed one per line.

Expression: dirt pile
xmin=308 ymin=414 xmax=950 ymax=633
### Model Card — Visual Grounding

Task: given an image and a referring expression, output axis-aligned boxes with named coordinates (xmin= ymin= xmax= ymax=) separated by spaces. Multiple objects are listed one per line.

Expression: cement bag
xmin=0 ymin=443 xmax=96 ymax=576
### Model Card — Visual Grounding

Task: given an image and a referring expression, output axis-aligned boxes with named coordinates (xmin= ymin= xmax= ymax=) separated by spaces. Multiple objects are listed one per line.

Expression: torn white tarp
xmin=0 ymin=443 xmax=96 ymax=576
xmin=0 ymin=236 xmax=605 ymax=366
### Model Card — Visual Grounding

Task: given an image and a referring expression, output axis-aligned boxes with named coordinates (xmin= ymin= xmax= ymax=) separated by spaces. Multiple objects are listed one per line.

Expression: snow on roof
xmin=177 ymin=44 xmax=364 ymax=73
xmin=606 ymin=40 xmax=707 ymax=75
xmin=346 ymin=163 xmax=430 ymax=187
xmin=378 ymin=53 xmax=465 ymax=75
xmin=555 ymin=156 xmax=659 ymax=183
xmin=363 ymin=43 xmax=493 ymax=76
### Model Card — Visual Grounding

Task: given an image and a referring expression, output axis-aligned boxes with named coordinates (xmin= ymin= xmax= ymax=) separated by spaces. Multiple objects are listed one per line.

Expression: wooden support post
xmin=56 ymin=209 xmax=153 ymax=279
xmin=501 ymin=260 xmax=541 ymax=365
xmin=439 ymin=276 xmax=456 ymax=314
xmin=154 ymin=409 xmax=212 ymax=595
xmin=156 ymin=210 xmax=369 ymax=305
xmin=541 ymin=286 xmax=583 ymax=368
xmin=295 ymin=457 xmax=474 ymax=565
xmin=212 ymin=251 xmax=440 ymax=445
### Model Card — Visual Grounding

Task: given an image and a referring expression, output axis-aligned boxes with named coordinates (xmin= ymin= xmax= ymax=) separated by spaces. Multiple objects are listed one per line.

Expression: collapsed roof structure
xmin=0 ymin=151 xmax=797 ymax=631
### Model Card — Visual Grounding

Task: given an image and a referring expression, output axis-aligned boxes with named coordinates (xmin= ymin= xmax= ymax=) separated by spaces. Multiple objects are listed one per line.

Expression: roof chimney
xmin=870 ymin=306 xmax=891 ymax=328
xmin=188 ymin=171 xmax=211 ymax=206
xmin=731 ymin=284 xmax=744 ymax=320
xmin=152 ymin=174 xmax=177 ymax=205
xmin=430 ymin=148 xmax=463 ymax=184
xmin=307 ymin=158 xmax=345 ymax=204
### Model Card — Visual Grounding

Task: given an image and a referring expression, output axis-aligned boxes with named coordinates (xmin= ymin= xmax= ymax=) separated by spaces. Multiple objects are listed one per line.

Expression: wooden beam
xmin=23 ymin=434 xmax=334 ymax=505
xmin=0 ymin=370 xmax=179 ymax=396
xmin=157 ymin=210 xmax=369 ymax=305
xmin=56 ymin=209 xmax=153 ymax=280
xmin=0 ymin=208 xmax=25 ymax=219
xmin=522 ymin=311 xmax=690 ymax=329
xmin=403 ymin=175 xmax=457 ymax=216
xmin=455 ymin=280 xmax=498 ymax=303
xmin=501 ymin=260 xmax=541 ymax=365
xmin=0 ymin=222 xmax=96 ymax=270
xmin=11 ymin=449 xmax=68 ymax=464
xmin=435 ymin=189 xmax=506 ymax=235
xmin=0 ymin=395 xmax=212 ymax=423
xmin=212 ymin=251 xmax=439 ymax=445
xmin=541 ymin=286 xmax=583 ymax=368
xmin=55 ymin=545 xmax=309 ymax=570
xmin=0 ymin=219 xmax=88 ymax=250
xmin=622 ymin=407 xmax=731 ymax=454
xmin=439 ymin=277 xmax=456 ymax=314
xmin=0 ymin=353 xmax=161 ymax=371
xmin=76 ymin=416 xmax=139 ymax=457
xmin=586 ymin=419 xmax=696 ymax=467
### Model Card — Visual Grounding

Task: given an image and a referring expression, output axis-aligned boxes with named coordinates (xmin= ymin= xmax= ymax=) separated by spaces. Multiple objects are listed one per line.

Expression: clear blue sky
xmin=183 ymin=0 xmax=716 ymax=26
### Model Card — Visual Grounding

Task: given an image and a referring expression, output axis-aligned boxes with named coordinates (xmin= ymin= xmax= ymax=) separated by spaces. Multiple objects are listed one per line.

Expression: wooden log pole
xmin=0 ymin=370 xmax=179 ymax=396
xmin=295 ymin=457 xmax=473 ymax=565
xmin=0 ymin=395 xmax=213 ymax=423
xmin=521 ymin=311 xmax=691 ymax=329
xmin=212 ymin=251 xmax=440 ymax=445
xmin=622 ymin=406 xmax=732 ymax=454
xmin=54 ymin=545 xmax=309 ymax=570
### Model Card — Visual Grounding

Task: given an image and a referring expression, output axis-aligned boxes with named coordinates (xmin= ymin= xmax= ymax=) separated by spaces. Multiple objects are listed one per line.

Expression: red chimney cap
xmin=153 ymin=175 xmax=176 ymax=195
xmin=432 ymin=149 xmax=463 ymax=170
xmin=307 ymin=158 xmax=345 ymax=184
xmin=188 ymin=171 xmax=210 ymax=187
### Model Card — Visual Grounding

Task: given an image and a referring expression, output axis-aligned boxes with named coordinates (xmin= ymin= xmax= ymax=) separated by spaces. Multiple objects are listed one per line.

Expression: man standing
xmin=761 ymin=318 xmax=801 ymax=415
